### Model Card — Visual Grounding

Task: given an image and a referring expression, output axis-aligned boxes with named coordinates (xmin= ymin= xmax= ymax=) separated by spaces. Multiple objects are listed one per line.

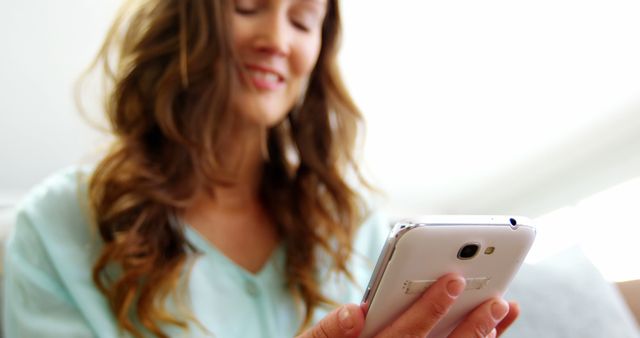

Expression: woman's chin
xmin=239 ymin=109 xmax=290 ymax=129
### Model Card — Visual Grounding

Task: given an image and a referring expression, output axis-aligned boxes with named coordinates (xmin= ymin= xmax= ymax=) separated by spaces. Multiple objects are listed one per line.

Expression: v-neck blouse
xmin=3 ymin=167 xmax=389 ymax=338
xmin=184 ymin=225 xmax=286 ymax=286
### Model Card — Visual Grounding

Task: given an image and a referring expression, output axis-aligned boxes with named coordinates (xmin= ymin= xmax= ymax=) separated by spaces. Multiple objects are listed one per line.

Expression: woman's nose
xmin=252 ymin=12 xmax=290 ymax=57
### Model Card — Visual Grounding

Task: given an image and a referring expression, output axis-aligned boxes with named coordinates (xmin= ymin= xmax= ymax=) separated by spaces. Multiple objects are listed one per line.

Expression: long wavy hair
xmin=85 ymin=0 xmax=368 ymax=336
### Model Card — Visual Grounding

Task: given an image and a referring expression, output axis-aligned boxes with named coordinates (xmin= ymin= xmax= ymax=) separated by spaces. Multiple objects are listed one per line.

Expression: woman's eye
xmin=234 ymin=0 xmax=260 ymax=15
xmin=235 ymin=6 xmax=258 ymax=15
xmin=290 ymin=11 xmax=321 ymax=32
xmin=292 ymin=21 xmax=311 ymax=32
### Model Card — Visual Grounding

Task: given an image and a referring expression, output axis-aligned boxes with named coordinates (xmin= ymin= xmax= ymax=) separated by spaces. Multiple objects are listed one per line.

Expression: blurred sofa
xmin=503 ymin=247 xmax=639 ymax=337
xmin=0 ymin=205 xmax=638 ymax=337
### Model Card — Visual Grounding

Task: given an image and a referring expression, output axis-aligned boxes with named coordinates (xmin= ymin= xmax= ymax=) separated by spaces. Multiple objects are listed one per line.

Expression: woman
xmin=3 ymin=0 xmax=519 ymax=337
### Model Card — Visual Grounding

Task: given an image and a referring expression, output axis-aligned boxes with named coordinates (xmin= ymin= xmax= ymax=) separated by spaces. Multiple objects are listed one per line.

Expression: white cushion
xmin=504 ymin=247 xmax=640 ymax=337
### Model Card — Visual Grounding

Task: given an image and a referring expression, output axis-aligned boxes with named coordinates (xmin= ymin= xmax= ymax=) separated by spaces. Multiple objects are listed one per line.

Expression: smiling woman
xmin=231 ymin=0 xmax=325 ymax=125
xmin=3 ymin=0 xmax=519 ymax=337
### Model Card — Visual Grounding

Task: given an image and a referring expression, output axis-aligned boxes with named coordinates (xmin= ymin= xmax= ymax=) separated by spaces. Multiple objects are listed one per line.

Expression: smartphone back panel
xmin=360 ymin=215 xmax=536 ymax=338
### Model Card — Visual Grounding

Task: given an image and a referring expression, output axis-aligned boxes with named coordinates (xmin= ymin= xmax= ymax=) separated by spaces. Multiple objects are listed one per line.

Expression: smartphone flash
xmin=484 ymin=247 xmax=495 ymax=255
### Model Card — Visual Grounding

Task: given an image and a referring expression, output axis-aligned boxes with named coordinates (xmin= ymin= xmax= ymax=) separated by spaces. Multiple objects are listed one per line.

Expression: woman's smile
xmin=242 ymin=63 xmax=286 ymax=91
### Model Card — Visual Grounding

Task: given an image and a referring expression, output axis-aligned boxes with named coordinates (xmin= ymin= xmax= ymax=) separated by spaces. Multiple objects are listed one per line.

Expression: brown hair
xmin=85 ymin=0 xmax=369 ymax=336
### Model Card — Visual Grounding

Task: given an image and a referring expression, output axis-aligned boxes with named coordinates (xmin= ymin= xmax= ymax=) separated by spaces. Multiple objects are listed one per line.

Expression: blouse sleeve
xmin=3 ymin=208 xmax=96 ymax=337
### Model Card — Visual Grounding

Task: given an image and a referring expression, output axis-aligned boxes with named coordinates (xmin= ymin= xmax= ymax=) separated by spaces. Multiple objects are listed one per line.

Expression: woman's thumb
xmin=296 ymin=304 xmax=365 ymax=338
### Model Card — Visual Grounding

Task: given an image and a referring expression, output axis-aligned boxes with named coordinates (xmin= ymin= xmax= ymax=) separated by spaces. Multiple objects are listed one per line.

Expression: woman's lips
xmin=242 ymin=64 xmax=285 ymax=91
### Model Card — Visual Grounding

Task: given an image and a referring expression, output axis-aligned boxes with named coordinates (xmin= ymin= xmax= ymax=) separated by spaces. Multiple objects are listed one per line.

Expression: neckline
xmin=183 ymin=224 xmax=285 ymax=281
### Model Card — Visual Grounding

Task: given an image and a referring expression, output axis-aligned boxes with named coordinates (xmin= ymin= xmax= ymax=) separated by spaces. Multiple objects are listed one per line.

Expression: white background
xmin=1 ymin=0 xmax=640 ymax=281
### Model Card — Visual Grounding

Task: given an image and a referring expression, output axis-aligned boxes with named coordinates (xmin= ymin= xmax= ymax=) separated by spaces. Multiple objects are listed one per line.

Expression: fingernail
xmin=491 ymin=300 xmax=509 ymax=321
xmin=447 ymin=278 xmax=465 ymax=298
xmin=339 ymin=306 xmax=354 ymax=330
xmin=488 ymin=328 xmax=497 ymax=338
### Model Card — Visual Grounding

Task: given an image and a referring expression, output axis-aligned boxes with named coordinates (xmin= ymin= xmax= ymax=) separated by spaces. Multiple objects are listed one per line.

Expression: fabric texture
xmin=2 ymin=167 xmax=389 ymax=338
xmin=503 ymin=247 xmax=640 ymax=338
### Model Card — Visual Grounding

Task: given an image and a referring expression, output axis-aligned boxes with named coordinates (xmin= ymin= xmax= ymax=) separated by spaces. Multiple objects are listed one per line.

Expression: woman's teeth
xmin=249 ymin=70 xmax=280 ymax=84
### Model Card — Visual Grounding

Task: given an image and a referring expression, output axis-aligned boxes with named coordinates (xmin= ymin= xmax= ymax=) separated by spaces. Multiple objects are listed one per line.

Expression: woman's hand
xmin=296 ymin=274 xmax=520 ymax=338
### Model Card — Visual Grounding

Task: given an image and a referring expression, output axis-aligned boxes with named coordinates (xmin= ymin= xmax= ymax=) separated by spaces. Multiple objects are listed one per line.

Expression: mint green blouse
xmin=3 ymin=167 xmax=388 ymax=337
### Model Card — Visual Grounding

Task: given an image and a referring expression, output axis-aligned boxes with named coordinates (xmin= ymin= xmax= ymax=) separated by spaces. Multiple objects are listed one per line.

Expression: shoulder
xmin=9 ymin=165 xmax=100 ymax=266
xmin=317 ymin=209 xmax=392 ymax=304
xmin=4 ymin=166 xmax=122 ymax=337
xmin=353 ymin=210 xmax=391 ymax=264
xmin=18 ymin=166 xmax=92 ymax=225
xmin=346 ymin=177 xmax=390 ymax=259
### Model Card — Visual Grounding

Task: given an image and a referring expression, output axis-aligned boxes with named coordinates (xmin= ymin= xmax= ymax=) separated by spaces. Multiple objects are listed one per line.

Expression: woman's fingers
xmin=448 ymin=298 xmax=510 ymax=338
xmin=296 ymin=304 xmax=365 ymax=338
xmin=301 ymin=278 xmax=519 ymax=338
xmin=376 ymin=274 xmax=466 ymax=338
xmin=496 ymin=301 xmax=520 ymax=336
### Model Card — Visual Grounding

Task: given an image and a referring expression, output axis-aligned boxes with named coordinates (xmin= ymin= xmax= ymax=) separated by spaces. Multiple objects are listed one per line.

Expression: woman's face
xmin=231 ymin=0 xmax=327 ymax=127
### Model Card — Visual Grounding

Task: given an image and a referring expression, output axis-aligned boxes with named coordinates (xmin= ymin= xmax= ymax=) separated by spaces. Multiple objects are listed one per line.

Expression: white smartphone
xmin=360 ymin=215 xmax=536 ymax=338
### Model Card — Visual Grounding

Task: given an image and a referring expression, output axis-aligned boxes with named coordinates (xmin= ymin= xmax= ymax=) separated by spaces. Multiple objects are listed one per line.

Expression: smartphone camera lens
xmin=458 ymin=243 xmax=480 ymax=260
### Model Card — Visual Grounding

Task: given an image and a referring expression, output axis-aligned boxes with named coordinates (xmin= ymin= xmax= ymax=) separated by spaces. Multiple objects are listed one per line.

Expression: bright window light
xmin=338 ymin=0 xmax=640 ymax=215
xmin=530 ymin=177 xmax=640 ymax=282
